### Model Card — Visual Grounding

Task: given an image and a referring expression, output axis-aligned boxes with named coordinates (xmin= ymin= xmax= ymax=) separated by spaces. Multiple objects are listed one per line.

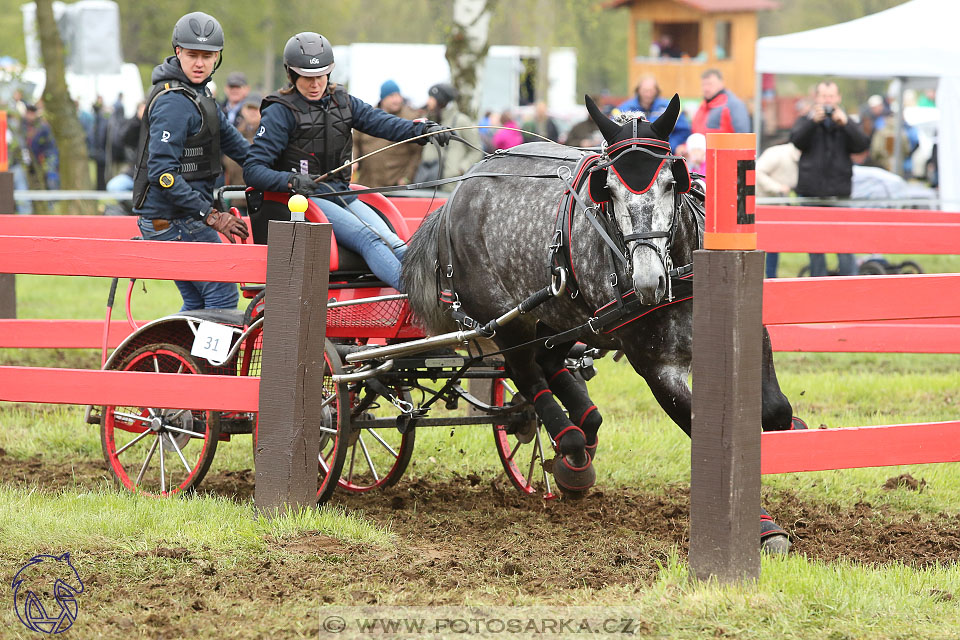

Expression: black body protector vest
xmin=132 ymin=80 xmax=222 ymax=209
xmin=261 ymin=88 xmax=353 ymax=182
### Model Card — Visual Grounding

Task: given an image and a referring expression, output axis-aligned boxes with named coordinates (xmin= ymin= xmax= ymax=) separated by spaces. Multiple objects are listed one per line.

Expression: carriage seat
xmin=176 ymin=308 xmax=247 ymax=328
xmin=247 ymin=190 xmax=401 ymax=286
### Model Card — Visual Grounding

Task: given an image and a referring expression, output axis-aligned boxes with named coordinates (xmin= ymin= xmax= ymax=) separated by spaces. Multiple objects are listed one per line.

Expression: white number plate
xmin=191 ymin=321 xmax=233 ymax=365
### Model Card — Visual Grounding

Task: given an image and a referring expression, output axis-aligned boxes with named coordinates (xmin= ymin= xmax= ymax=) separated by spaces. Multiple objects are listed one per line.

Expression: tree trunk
xmin=445 ymin=0 xmax=495 ymax=119
xmin=36 ymin=0 xmax=94 ymax=214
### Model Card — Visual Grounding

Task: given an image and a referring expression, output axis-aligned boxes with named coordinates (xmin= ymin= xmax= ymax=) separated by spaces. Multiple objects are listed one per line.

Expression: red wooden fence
xmin=0 ymin=233 xmax=263 ymax=411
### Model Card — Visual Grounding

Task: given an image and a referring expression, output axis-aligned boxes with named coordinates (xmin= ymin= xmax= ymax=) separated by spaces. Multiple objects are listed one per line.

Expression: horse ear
xmin=584 ymin=94 xmax=620 ymax=143
xmin=651 ymin=93 xmax=681 ymax=140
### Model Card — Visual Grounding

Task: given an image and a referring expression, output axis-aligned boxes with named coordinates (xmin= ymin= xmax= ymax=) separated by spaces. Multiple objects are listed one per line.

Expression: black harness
xmin=296 ymin=135 xmax=703 ymax=343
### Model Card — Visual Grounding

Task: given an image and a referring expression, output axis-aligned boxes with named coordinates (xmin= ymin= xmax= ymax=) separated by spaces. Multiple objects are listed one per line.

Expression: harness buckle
xmin=549 ymin=229 xmax=562 ymax=253
xmin=445 ymin=264 xmax=455 ymax=278
xmin=608 ymin=272 xmax=618 ymax=288
xmin=587 ymin=317 xmax=602 ymax=334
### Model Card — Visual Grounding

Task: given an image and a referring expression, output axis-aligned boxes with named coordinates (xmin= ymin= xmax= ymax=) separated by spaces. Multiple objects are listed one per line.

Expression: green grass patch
xmin=0 ymin=485 xmax=392 ymax=557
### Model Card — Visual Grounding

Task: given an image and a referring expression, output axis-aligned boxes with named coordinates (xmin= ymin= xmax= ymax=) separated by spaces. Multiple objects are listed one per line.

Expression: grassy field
xmin=2 ymin=263 xmax=960 ymax=639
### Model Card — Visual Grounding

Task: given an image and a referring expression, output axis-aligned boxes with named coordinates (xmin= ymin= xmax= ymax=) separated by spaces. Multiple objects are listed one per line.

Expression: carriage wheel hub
xmin=149 ymin=416 xmax=164 ymax=431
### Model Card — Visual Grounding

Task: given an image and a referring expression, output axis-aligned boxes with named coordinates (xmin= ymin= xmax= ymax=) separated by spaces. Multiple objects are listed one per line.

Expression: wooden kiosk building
xmin=607 ymin=0 xmax=777 ymax=102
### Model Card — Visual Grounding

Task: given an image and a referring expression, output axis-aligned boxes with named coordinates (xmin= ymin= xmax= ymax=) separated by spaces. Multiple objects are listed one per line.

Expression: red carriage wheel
xmin=100 ymin=343 xmax=219 ymax=497
xmin=317 ymin=340 xmax=350 ymax=504
xmin=338 ymin=380 xmax=415 ymax=493
xmin=491 ymin=377 xmax=558 ymax=500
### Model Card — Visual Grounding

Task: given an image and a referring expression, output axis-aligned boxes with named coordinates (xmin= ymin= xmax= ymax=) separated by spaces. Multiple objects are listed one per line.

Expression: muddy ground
xmin=4 ymin=451 xmax=960 ymax=581
xmin=6 ymin=451 xmax=960 ymax=638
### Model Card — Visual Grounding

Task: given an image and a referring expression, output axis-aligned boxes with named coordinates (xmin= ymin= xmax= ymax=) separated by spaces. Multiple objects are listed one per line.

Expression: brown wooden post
xmin=255 ymin=219 xmax=332 ymax=514
xmin=0 ymin=170 xmax=16 ymax=319
xmin=690 ymin=133 xmax=762 ymax=582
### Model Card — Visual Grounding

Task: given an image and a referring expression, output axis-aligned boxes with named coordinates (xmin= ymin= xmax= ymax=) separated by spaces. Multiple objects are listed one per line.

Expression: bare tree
xmin=445 ymin=0 xmax=496 ymax=118
xmin=36 ymin=0 xmax=93 ymax=212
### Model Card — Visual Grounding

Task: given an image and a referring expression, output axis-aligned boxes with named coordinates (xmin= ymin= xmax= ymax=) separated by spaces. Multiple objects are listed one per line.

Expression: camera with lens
xmin=822 ymin=105 xmax=835 ymax=117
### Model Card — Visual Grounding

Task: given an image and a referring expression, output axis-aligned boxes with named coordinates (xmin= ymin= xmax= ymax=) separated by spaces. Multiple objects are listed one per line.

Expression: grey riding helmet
xmin=172 ymin=12 xmax=224 ymax=52
xmin=284 ymin=32 xmax=335 ymax=78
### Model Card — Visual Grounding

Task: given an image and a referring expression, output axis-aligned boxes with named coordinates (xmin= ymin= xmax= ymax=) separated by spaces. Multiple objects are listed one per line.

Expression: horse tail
xmin=401 ymin=206 xmax=458 ymax=335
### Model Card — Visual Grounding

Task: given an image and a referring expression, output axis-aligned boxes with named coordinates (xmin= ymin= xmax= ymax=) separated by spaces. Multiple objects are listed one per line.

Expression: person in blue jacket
xmin=243 ymin=32 xmax=452 ymax=291
xmin=132 ymin=11 xmax=250 ymax=311
xmin=617 ymin=75 xmax=691 ymax=152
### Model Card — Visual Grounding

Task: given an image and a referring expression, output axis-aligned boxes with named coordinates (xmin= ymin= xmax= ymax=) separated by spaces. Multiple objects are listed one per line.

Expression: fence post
xmin=0 ymin=124 xmax=16 ymax=317
xmin=689 ymin=133 xmax=763 ymax=583
xmin=255 ymin=219 xmax=332 ymax=514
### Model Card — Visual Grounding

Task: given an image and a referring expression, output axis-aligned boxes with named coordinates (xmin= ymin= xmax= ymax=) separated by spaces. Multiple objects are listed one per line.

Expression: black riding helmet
xmin=283 ymin=32 xmax=335 ymax=83
xmin=172 ymin=12 xmax=224 ymax=52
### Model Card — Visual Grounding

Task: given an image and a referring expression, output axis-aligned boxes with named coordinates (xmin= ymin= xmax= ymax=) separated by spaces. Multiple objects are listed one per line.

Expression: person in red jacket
xmin=691 ymin=69 xmax=751 ymax=135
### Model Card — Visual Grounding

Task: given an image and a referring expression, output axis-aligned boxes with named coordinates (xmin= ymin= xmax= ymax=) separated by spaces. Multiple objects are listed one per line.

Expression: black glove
xmin=288 ymin=173 xmax=318 ymax=195
xmin=417 ymin=121 xmax=452 ymax=147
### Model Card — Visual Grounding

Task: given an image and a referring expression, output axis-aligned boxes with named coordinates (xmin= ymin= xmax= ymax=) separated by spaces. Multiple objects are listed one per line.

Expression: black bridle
xmin=596 ymin=137 xmax=686 ymax=251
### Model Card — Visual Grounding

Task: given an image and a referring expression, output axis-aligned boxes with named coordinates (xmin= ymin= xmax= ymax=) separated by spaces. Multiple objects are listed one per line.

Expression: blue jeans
xmin=11 ymin=165 xmax=32 ymax=214
xmin=765 ymin=252 xmax=779 ymax=279
xmin=309 ymin=195 xmax=407 ymax=290
xmin=137 ymin=216 xmax=239 ymax=311
xmin=808 ymin=253 xmax=857 ymax=277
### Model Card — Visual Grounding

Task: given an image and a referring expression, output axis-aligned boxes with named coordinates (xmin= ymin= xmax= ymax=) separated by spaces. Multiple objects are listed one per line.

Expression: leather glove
xmin=205 ymin=208 xmax=249 ymax=243
xmin=288 ymin=173 xmax=318 ymax=195
xmin=416 ymin=121 xmax=453 ymax=146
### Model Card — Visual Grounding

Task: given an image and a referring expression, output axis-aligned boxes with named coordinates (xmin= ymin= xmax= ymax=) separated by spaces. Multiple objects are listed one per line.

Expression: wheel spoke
xmin=534 ymin=425 xmax=553 ymax=494
xmin=507 ymin=438 xmax=521 ymax=462
xmin=166 ymin=432 xmax=193 ymax=474
xmin=112 ymin=411 xmax=152 ymax=425
xmin=318 ymin=425 xmax=338 ymax=435
xmin=136 ymin=436 xmax=160 ymax=486
xmin=320 ymin=393 xmax=336 ymax=410
xmin=357 ymin=434 xmax=380 ymax=483
xmin=165 ymin=408 xmax=188 ymax=422
xmin=364 ymin=428 xmax=399 ymax=458
xmin=152 ymin=355 xmax=160 ymax=374
xmin=176 ymin=362 xmax=184 ymax=374
xmin=159 ymin=432 xmax=166 ymax=494
xmin=318 ymin=452 xmax=330 ymax=474
xmin=526 ymin=444 xmax=537 ymax=489
xmin=115 ymin=427 xmax=154 ymax=456
xmin=165 ymin=423 xmax=205 ymax=439
xmin=347 ymin=437 xmax=358 ymax=483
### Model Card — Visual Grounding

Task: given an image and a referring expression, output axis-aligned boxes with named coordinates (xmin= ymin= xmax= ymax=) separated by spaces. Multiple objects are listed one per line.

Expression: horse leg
xmin=622 ymin=346 xmax=791 ymax=554
xmin=499 ymin=336 xmax=595 ymax=494
xmin=761 ymin=328 xmax=806 ymax=431
xmin=534 ymin=325 xmax=602 ymax=459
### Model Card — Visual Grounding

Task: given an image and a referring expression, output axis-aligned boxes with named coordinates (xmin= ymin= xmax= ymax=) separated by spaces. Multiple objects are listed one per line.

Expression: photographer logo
xmin=12 ymin=553 xmax=85 ymax=634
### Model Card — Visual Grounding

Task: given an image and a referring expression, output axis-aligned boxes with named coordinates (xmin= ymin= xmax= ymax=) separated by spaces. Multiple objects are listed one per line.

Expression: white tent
xmin=754 ymin=0 xmax=960 ymax=207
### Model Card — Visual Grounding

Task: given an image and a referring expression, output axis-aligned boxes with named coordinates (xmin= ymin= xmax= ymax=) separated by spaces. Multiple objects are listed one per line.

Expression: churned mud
xmin=4 ymin=451 xmax=959 ymax=576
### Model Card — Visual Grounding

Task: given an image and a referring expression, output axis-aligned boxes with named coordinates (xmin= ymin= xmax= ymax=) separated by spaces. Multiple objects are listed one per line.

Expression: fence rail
xmin=1 ymin=236 xmax=267 ymax=282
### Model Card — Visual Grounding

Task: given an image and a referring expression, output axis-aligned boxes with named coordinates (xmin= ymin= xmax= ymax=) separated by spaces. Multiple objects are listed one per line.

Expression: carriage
xmin=87 ymin=185 xmax=597 ymax=502
xmin=85 ymin=99 xmax=797 ymax=550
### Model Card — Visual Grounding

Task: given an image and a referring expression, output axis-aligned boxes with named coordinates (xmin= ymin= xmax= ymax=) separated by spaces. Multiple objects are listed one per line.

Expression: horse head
xmin=585 ymin=94 xmax=690 ymax=305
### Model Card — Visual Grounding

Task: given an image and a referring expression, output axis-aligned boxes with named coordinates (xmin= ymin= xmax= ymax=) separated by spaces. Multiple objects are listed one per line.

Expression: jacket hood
xmin=151 ymin=56 xmax=208 ymax=89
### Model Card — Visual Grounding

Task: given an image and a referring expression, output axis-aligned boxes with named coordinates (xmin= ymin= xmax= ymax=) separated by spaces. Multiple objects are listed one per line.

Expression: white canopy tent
xmin=754 ymin=0 xmax=960 ymax=206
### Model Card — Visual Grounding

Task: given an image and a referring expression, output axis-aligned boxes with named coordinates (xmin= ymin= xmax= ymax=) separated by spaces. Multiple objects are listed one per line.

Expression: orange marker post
xmin=0 ymin=111 xmax=8 ymax=172
xmin=704 ymin=133 xmax=756 ymax=251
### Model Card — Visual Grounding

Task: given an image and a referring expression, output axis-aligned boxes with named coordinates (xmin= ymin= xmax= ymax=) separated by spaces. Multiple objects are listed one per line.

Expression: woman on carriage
xmin=243 ymin=32 xmax=452 ymax=291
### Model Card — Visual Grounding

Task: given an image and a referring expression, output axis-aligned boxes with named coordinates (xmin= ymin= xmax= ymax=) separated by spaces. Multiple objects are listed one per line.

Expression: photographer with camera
xmin=790 ymin=80 xmax=870 ymax=277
